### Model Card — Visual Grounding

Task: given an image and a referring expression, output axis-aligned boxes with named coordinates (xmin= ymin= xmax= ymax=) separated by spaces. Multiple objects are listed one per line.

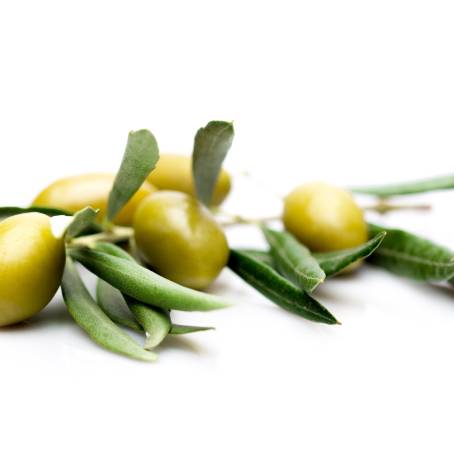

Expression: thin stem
xmin=68 ymin=226 xmax=134 ymax=248
xmin=67 ymin=201 xmax=432 ymax=244
xmin=220 ymin=216 xmax=281 ymax=227
xmin=219 ymin=213 xmax=280 ymax=227
xmin=218 ymin=202 xmax=432 ymax=228
xmin=363 ymin=201 xmax=432 ymax=214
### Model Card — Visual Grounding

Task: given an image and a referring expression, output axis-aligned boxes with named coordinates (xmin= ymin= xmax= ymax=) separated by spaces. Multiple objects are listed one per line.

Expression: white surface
xmin=1 ymin=1 xmax=454 ymax=453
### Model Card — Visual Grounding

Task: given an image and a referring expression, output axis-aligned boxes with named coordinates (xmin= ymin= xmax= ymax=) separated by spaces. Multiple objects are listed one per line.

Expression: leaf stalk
xmin=67 ymin=226 xmax=134 ymax=248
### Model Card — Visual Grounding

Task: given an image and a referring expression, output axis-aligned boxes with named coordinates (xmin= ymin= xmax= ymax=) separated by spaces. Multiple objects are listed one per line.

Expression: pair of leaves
xmin=351 ymin=174 xmax=454 ymax=197
xmin=192 ymin=121 xmax=234 ymax=206
xmin=105 ymin=121 xmax=233 ymax=223
xmin=229 ymin=229 xmax=386 ymax=324
xmin=231 ymin=231 xmax=386 ymax=325
xmin=367 ymin=224 xmax=454 ymax=281
xmin=228 ymin=229 xmax=386 ymax=324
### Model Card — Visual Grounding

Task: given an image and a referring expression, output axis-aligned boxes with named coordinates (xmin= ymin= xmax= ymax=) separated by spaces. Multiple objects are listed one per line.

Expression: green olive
xmin=147 ymin=154 xmax=231 ymax=206
xmin=0 ymin=213 xmax=65 ymax=326
xmin=283 ymin=182 xmax=368 ymax=252
xmin=33 ymin=173 xmax=156 ymax=226
xmin=133 ymin=191 xmax=229 ymax=290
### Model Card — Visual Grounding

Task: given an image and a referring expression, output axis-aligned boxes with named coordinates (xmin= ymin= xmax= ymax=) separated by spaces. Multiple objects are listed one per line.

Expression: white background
xmin=1 ymin=1 xmax=454 ymax=453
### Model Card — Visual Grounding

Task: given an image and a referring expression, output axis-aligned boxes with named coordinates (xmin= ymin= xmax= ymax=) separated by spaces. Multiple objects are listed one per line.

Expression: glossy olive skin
xmin=134 ymin=191 xmax=229 ymax=290
xmin=283 ymin=182 xmax=368 ymax=252
xmin=33 ymin=173 xmax=156 ymax=226
xmin=147 ymin=154 xmax=231 ymax=206
xmin=0 ymin=213 xmax=65 ymax=326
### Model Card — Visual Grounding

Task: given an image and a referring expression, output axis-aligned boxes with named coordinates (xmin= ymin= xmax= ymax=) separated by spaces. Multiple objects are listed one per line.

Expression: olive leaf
xmin=313 ymin=232 xmax=386 ymax=276
xmin=65 ymin=207 xmax=99 ymax=240
xmin=235 ymin=249 xmax=274 ymax=267
xmin=351 ymin=174 xmax=454 ymax=197
xmin=367 ymin=224 xmax=454 ymax=281
xmin=170 ymin=324 xmax=214 ymax=335
xmin=106 ymin=129 xmax=159 ymax=222
xmin=126 ymin=298 xmax=171 ymax=350
xmin=94 ymin=243 xmax=142 ymax=332
xmin=0 ymin=206 xmax=71 ymax=221
xmin=61 ymin=258 xmax=157 ymax=362
xmin=96 ymin=279 xmax=143 ymax=332
xmin=192 ymin=121 xmax=234 ymax=206
xmin=70 ymin=248 xmax=230 ymax=312
xmin=228 ymin=249 xmax=339 ymax=325
xmin=262 ymin=227 xmax=325 ymax=292
xmin=93 ymin=241 xmax=133 ymax=260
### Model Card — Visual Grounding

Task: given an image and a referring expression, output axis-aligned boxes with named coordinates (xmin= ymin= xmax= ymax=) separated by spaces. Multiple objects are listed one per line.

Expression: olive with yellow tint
xmin=0 ymin=213 xmax=66 ymax=327
xmin=133 ymin=191 xmax=229 ymax=290
xmin=283 ymin=182 xmax=368 ymax=253
xmin=147 ymin=154 xmax=231 ymax=206
xmin=33 ymin=173 xmax=156 ymax=226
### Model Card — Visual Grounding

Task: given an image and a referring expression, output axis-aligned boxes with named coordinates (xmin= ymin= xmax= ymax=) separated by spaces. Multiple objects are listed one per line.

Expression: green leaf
xmin=65 ymin=207 xmax=99 ymax=240
xmin=170 ymin=324 xmax=214 ymax=335
xmin=235 ymin=249 xmax=274 ymax=267
xmin=70 ymin=248 xmax=230 ymax=312
xmin=106 ymin=129 xmax=159 ymax=222
xmin=95 ymin=242 xmax=143 ymax=331
xmin=192 ymin=121 xmax=234 ymax=206
xmin=61 ymin=258 xmax=156 ymax=362
xmin=367 ymin=224 xmax=454 ymax=281
xmin=313 ymin=232 xmax=387 ymax=276
xmin=96 ymin=279 xmax=143 ymax=332
xmin=228 ymin=249 xmax=339 ymax=325
xmin=0 ymin=206 xmax=71 ymax=221
xmin=351 ymin=174 xmax=454 ymax=197
xmin=262 ymin=228 xmax=325 ymax=292
xmin=126 ymin=298 xmax=171 ymax=350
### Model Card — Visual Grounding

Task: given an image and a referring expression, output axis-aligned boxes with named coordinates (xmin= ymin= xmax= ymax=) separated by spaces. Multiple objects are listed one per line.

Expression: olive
xmin=133 ymin=191 xmax=229 ymax=290
xmin=147 ymin=154 xmax=231 ymax=206
xmin=0 ymin=213 xmax=65 ymax=326
xmin=33 ymin=173 xmax=156 ymax=226
xmin=283 ymin=182 xmax=368 ymax=252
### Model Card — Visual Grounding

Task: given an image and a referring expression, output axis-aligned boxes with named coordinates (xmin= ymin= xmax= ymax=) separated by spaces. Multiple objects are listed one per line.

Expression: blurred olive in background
xmin=147 ymin=154 xmax=231 ymax=206
xmin=33 ymin=173 xmax=156 ymax=226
